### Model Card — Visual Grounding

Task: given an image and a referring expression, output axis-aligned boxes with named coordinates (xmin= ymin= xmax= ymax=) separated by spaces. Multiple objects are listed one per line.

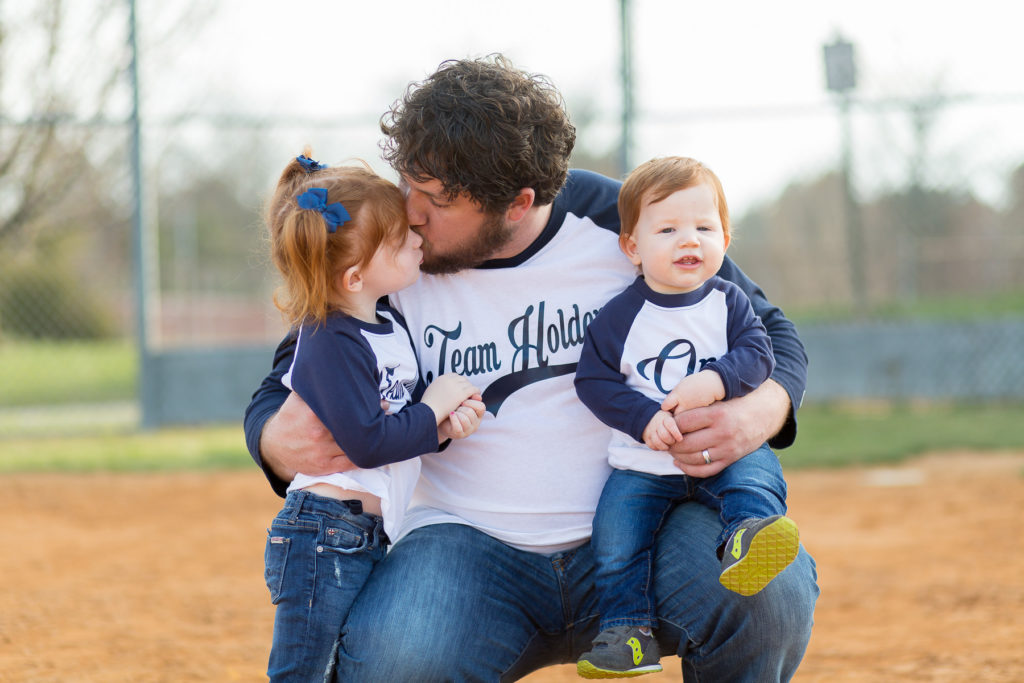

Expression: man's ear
xmin=506 ymin=188 xmax=536 ymax=222
xmin=340 ymin=265 xmax=363 ymax=293
xmin=620 ymin=235 xmax=642 ymax=267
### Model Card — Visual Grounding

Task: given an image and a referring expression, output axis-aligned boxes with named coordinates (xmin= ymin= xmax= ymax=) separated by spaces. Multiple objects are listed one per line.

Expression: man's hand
xmin=259 ymin=391 xmax=356 ymax=482
xmin=666 ymin=379 xmax=790 ymax=477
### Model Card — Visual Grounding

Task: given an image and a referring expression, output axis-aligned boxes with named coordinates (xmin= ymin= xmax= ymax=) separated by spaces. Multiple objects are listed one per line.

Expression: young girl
xmin=261 ymin=150 xmax=484 ymax=682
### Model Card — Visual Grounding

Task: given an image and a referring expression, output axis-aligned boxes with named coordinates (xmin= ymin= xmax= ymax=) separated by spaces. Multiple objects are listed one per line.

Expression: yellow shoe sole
xmin=577 ymin=660 xmax=663 ymax=679
xmin=719 ymin=516 xmax=800 ymax=596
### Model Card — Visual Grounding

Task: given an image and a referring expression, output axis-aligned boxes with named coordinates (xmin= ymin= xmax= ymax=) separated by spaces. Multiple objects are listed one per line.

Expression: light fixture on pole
xmin=824 ymin=35 xmax=866 ymax=313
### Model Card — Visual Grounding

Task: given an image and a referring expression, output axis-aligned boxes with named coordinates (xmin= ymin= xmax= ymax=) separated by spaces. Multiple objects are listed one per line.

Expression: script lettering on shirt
xmin=419 ymin=300 xmax=601 ymax=415
xmin=422 ymin=321 xmax=501 ymax=382
xmin=636 ymin=339 xmax=717 ymax=394
xmin=508 ymin=302 xmax=598 ymax=371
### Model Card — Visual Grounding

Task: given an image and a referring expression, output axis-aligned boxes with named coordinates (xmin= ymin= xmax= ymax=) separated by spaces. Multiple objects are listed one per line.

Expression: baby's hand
xmin=439 ymin=396 xmax=485 ymax=441
xmin=642 ymin=410 xmax=683 ymax=451
xmin=661 ymin=371 xmax=725 ymax=415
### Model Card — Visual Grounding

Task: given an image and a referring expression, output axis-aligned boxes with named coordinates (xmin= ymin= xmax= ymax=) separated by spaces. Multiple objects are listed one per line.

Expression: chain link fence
xmin=2 ymin=39 xmax=1023 ymax=432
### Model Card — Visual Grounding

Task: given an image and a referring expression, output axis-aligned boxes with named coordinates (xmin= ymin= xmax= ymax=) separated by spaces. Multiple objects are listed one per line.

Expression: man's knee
xmin=751 ymin=548 xmax=818 ymax=634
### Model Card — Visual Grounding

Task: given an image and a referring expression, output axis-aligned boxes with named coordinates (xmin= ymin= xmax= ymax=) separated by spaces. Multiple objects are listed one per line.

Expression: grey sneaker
xmin=719 ymin=515 xmax=800 ymax=596
xmin=577 ymin=625 xmax=662 ymax=678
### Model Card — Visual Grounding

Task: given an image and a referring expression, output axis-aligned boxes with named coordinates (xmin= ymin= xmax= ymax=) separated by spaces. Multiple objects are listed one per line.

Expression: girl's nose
xmin=409 ymin=228 xmax=423 ymax=248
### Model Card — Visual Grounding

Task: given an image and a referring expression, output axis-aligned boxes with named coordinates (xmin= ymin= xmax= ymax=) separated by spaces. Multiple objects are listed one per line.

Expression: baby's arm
xmin=661 ymin=370 xmax=726 ymax=415
xmin=575 ymin=314 xmax=663 ymax=444
xmin=642 ymin=410 xmax=684 ymax=451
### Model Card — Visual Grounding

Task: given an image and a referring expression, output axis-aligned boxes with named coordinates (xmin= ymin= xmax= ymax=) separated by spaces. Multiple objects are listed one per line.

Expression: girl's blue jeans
xmin=591 ymin=443 xmax=789 ymax=631
xmin=263 ymin=489 xmax=388 ymax=683
xmin=333 ymin=445 xmax=817 ymax=682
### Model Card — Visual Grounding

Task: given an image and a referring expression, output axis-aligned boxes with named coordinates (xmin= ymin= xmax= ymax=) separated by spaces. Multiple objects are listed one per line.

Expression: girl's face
xmin=621 ymin=182 xmax=729 ymax=295
xmin=361 ymin=225 xmax=424 ymax=298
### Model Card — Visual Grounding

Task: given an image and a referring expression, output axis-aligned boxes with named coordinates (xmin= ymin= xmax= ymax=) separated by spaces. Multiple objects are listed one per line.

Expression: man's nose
xmin=405 ymin=193 xmax=427 ymax=227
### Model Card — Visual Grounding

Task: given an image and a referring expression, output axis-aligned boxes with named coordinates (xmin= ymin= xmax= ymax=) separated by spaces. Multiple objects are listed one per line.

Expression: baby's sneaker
xmin=577 ymin=625 xmax=662 ymax=678
xmin=719 ymin=515 xmax=800 ymax=596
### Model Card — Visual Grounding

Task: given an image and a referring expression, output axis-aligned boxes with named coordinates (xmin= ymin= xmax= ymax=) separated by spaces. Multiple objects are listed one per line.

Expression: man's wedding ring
xmin=702 ymin=449 xmax=712 ymax=464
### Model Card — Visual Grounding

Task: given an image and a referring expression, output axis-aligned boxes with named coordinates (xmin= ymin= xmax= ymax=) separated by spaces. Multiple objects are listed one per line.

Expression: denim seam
xmin=499 ymin=630 xmax=544 ymax=683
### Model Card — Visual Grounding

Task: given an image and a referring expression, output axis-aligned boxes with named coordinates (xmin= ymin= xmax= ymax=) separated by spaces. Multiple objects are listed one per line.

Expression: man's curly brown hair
xmin=380 ymin=54 xmax=576 ymax=214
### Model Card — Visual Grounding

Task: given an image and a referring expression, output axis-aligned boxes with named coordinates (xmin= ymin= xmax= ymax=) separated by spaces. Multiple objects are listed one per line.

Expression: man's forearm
xmin=250 ymin=409 xmax=293 ymax=498
xmin=261 ymin=412 xmax=297 ymax=479
xmin=750 ymin=378 xmax=792 ymax=445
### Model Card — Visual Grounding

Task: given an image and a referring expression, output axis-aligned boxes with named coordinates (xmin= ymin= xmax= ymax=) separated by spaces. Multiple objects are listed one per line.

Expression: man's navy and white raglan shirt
xmin=283 ymin=302 xmax=436 ymax=536
xmin=575 ymin=276 xmax=775 ymax=476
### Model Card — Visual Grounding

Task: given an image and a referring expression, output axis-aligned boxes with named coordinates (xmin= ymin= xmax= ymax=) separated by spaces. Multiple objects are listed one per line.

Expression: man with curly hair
xmin=245 ymin=54 xmax=818 ymax=682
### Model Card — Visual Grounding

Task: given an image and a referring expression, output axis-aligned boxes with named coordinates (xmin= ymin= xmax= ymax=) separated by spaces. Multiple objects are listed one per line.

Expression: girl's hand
xmin=642 ymin=410 xmax=683 ymax=451
xmin=422 ymin=374 xmax=480 ymax=424
xmin=438 ymin=396 xmax=485 ymax=441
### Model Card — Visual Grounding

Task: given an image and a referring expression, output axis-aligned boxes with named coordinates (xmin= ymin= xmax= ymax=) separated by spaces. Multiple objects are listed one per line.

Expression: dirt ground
xmin=1 ymin=451 xmax=1022 ymax=682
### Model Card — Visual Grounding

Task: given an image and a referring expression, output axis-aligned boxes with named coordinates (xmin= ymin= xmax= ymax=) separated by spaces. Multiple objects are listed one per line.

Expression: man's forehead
xmin=401 ymin=175 xmax=446 ymax=195
xmin=401 ymin=174 xmax=484 ymax=210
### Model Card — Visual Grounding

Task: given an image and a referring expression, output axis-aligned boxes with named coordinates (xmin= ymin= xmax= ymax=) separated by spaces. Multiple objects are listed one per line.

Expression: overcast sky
xmin=142 ymin=0 xmax=1024 ymax=215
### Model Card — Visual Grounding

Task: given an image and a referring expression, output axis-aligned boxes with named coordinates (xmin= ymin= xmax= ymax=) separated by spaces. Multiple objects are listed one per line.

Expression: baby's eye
xmin=658 ymin=227 xmax=675 ymax=234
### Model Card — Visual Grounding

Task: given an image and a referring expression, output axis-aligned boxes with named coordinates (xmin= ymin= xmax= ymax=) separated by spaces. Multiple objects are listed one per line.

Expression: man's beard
xmin=418 ymin=212 xmax=516 ymax=275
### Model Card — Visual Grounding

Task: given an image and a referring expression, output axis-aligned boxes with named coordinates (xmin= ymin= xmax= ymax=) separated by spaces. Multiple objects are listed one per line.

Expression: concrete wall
xmin=141 ymin=319 xmax=1024 ymax=426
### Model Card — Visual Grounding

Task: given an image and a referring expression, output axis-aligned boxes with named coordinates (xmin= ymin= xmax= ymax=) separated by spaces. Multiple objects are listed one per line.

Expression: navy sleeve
xmin=716 ymin=256 xmax=807 ymax=448
xmin=701 ymin=281 xmax=776 ymax=401
xmin=560 ymin=169 xmax=622 ymax=233
xmin=574 ymin=292 xmax=662 ymax=443
xmin=290 ymin=325 xmax=438 ymax=470
xmin=243 ymin=331 xmax=296 ymax=497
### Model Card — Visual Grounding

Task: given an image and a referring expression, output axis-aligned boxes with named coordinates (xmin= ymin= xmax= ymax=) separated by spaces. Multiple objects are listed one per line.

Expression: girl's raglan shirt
xmin=575 ymin=276 xmax=775 ymax=476
xmin=284 ymin=302 xmax=437 ymax=536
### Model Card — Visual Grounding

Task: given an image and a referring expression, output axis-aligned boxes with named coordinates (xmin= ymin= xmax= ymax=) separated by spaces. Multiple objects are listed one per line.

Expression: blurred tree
xmin=566 ymin=95 xmax=621 ymax=179
xmin=0 ymin=1 xmax=126 ymax=251
xmin=0 ymin=1 xmax=211 ymax=339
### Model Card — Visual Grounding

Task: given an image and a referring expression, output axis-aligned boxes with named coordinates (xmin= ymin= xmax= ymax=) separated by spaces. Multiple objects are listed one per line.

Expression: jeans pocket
xmin=323 ymin=522 xmax=370 ymax=555
xmin=264 ymin=532 xmax=290 ymax=604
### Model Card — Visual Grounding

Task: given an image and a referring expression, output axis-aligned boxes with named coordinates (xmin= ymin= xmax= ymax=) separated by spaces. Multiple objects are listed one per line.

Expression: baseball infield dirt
xmin=1 ymin=450 xmax=1022 ymax=682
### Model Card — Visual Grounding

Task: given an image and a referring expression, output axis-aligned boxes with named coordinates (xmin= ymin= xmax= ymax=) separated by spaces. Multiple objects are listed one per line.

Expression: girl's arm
xmin=288 ymin=326 xmax=439 ymax=469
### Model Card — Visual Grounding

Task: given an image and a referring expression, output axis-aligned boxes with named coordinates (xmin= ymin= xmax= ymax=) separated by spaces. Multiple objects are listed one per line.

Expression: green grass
xmin=0 ymin=401 xmax=1021 ymax=474
xmin=782 ymin=401 xmax=1024 ymax=469
xmin=789 ymin=290 xmax=1024 ymax=324
xmin=0 ymin=424 xmax=251 ymax=473
xmin=0 ymin=339 xmax=136 ymax=407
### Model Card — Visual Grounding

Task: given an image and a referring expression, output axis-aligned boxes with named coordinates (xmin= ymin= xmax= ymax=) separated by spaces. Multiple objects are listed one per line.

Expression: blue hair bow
xmin=296 ymin=188 xmax=351 ymax=233
xmin=297 ymin=155 xmax=327 ymax=173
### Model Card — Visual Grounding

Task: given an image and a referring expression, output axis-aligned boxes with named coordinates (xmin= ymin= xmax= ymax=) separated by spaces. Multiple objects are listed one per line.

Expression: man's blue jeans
xmin=335 ymin=452 xmax=817 ymax=682
xmin=264 ymin=489 xmax=388 ymax=683
xmin=591 ymin=444 xmax=789 ymax=631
